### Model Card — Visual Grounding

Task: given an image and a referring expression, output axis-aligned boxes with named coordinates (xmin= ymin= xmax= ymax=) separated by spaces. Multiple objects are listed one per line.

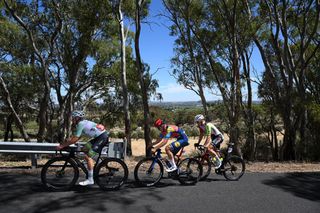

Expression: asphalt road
xmin=0 ymin=169 xmax=319 ymax=213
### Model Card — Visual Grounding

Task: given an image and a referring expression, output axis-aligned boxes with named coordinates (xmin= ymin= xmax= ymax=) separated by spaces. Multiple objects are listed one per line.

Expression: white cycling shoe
xmin=79 ymin=179 xmax=94 ymax=186
xmin=166 ymin=165 xmax=178 ymax=172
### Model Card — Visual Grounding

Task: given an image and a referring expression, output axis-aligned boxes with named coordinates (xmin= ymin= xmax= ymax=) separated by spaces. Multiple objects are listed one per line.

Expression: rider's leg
xmin=79 ymin=139 xmax=100 ymax=186
xmin=207 ymin=145 xmax=219 ymax=158
xmin=86 ymin=155 xmax=95 ymax=180
xmin=165 ymin=145 xmax=177 ymax=170
xmin=79 ymin=154 xmax=95 ymax=186
xmin=211 ymin=134 xmax=224 ymax=158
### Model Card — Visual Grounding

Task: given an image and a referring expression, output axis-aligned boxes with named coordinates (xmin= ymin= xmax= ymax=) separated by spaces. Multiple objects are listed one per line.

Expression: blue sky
xmin=139 ymin=1 xmax=263 ymax=102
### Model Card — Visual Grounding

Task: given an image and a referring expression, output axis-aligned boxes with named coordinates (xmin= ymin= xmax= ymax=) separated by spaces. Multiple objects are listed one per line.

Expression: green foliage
xmin=150 ymin=127 xmax=160 ymax=139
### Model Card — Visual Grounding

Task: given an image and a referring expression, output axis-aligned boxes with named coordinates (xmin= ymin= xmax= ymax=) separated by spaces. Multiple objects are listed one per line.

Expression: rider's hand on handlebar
xmin=151 ymin=147 xmax=157 ymax=154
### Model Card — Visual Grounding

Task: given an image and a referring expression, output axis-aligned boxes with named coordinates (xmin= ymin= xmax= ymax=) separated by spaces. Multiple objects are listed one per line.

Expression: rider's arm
xmin=198 ymin=132 xmax=204 ymax=144
xmin=57 ymin=136 xmax=80 ymax=150
xmin=203 ymin=135 xmax=211 ymax=147
xmin=151 ymin=137 xmax=162 ymax=146
xmin=153 ymin=138 xmax=168 ymax=150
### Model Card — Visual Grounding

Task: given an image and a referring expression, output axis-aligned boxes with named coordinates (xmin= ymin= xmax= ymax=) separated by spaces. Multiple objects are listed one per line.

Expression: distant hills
xmin=150 ymin=100 xmax=261 ymax=108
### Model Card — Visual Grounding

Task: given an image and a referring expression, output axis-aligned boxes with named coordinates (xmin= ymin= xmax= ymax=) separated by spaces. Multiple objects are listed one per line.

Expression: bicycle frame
xmin=148 ymin=147 xmax=185 ymax=173
xmin=57 ymin=143 xmax=108 ymax=178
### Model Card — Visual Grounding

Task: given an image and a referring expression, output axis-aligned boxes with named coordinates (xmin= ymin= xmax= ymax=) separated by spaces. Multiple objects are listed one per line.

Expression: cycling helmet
xmin=71 ymin=110 xmax=85 ymax=118
xmin=194 ymin=114 xmax=205 ymax=123
xmin=154 ymin=118 xmax=163 ymax=128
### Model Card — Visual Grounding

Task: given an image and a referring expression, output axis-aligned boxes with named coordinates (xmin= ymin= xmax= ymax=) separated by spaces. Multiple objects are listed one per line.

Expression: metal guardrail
xmin=0 ymin=140 xmax=126 ymax=168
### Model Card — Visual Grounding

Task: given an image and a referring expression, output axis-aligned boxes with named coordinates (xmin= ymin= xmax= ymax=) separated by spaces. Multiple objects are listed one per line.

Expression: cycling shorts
xmin=211 ymin=134 xmax=224 ymax=149
xmin=82 ymin=132 xmax=109 ymax=158
xmin=169 ymin=134 xmax=189 ymax=155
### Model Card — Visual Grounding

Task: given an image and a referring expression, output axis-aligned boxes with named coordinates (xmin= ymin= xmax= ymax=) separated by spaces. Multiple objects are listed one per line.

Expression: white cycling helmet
xmin=71 ymin=110 xmax=85 ymax=118
xmin=194 ymin=114 xmax=205 ymax=123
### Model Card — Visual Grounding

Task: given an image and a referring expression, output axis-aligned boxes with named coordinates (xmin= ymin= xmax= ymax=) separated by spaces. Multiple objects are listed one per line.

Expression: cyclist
xmin=194 ymin=114 xmax=224 ymax=168
xmin=56 ymin=110 xmax=109 ymax=186
xmin=149 ymin=118 xmax=189 ymax=172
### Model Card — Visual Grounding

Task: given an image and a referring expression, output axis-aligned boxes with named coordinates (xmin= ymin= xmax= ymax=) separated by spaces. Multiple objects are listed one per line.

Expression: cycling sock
xmin=169 ymin=159 xmax=177 ymax=168
xmin=88 ymin=170 xmax=93 ymax=180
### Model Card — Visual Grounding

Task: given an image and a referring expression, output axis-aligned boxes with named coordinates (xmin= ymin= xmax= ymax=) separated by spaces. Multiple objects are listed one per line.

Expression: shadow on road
xmin=262 ymin=172 xmax=320 ymax=201
xmin=0 ymin=171 xmax=167 ymax=213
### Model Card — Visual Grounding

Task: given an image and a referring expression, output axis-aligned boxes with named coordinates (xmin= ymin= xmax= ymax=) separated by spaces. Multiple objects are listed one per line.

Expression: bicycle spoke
xmin=95 ymin=159 xmax=128 ymax=190
xmin=41 ymin=157 xmax=78 ymax=191
xmin=134 ymin=158 xmax=163 ymax=187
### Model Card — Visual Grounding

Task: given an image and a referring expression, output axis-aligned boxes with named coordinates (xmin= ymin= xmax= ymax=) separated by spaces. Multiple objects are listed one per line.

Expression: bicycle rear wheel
xmin=41 ymin=157 xmax=79 ymax=191
xmin=134 ymin=157 xmax=163 ymax=187
xmin=222 ymin=156 xmax=245 ymax=181
xmin=198 ymin=157 xmax=211 ymax=180
xmin=95 ymin=158 xmax=128 ymax=191
xmin=177 ymin=158 xmax=202 ymax=185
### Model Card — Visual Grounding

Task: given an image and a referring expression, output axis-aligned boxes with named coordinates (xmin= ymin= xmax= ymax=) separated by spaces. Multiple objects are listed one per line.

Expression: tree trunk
xmin=230 ymin=0 xmax=242 ymax=156
xmin=281 ymin=111 xmax=296 ymax=161
xmin=117 ymin=0 xmax=132 ymax=156
xmin=242 ymin=51 xmax=256 ymax=161
xmin=37 ymin=89 xmax=49 ymax=141
xmin=198 ymin=83 xmax=208 ymax=117
xmin=135 ymin=0 xmax=152 ymax=157
xmin=4 ymin=114 xmax=14 ymax=141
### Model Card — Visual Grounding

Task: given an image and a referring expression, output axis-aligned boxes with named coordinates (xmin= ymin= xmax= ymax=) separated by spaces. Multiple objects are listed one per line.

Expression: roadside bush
xmin=109 ymin=131 xmax=117 ymax=138
xmin=150 ymin=127 xmax=160 ymax=139
xmin=131 ymin=131 xmax=139 ymax=140
xmin=117 ymin=131 xmax=126 ymax=139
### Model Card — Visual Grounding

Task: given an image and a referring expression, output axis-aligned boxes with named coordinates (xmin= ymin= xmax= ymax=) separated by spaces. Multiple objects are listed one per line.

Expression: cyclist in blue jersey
xmin=149 ymin=119 xmax=189 ymax=172
xmin=56 ymin=111 xmax=109 ymax=186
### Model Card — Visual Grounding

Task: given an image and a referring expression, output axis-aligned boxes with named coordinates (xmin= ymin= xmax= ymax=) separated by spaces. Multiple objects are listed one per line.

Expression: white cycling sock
xmin=169 ymin=159 xmax=177 ymax=168
xmin=88 ymin=169 xmax=94 ymax=180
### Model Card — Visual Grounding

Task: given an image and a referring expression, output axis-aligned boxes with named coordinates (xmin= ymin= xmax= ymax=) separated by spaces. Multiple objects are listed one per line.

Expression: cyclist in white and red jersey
xmin=56 ymin=111 xmax=108 ymax=186
xmin=194 ymin=114 xmax=224 ymax=168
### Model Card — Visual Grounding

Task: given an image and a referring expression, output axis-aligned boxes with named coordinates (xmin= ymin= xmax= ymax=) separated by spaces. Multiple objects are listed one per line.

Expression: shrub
xmin=150 ymin=127 xmax=160 ymax=139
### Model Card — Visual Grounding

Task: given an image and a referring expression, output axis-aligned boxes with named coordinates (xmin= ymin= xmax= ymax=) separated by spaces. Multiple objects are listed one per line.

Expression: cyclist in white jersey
xmin=194 ymin=114 xmax=224 ymax=168
xmin=56 ymin=111 xmax=109 ymax=186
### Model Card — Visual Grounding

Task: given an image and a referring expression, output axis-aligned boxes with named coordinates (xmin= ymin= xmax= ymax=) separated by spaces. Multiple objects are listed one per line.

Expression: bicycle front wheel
xmin=134 ymin=157 xmax=164 ymax=187
xmin=41 ymin=157 xmax=79 ymax=191
xmin=95 ymin=158 xmax=128 ymax=191
xmin=177 ymin=158 xmax=202 ymax=185
xmin=222 ymin=156 xmax=245 ymax=181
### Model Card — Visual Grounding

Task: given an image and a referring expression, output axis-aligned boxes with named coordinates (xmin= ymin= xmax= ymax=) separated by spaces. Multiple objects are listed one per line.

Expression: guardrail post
xmin=124 ymin=138 xmax=127 ymax=160
xmin=31 ymin=154 xmax=37 ymax=169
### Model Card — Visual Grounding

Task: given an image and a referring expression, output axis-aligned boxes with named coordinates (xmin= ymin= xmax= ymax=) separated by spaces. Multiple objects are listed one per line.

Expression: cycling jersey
xmin=160 ymin=125 xmax=185 ymax=139
xmin=73 ymin=120 xmax=108 ymax=158
xmin=160 ymin=125 xmax=189 ymax=155
xmin=199 ymin=122 xmax=222 ymax=137
xmin=73 ymin=120 xmax=106 ymax=138
xmin=199 ymin=122 xmax=224 ymax=148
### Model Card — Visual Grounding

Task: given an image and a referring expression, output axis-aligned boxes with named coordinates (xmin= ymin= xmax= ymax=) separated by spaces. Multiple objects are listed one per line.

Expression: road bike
xmin=194 ymin=142 xmax=245 ymax=181
xmin=41 ymin=141 xmax=128 ymax=191
xmin=134 ymin=146 xmax=202 ymax=187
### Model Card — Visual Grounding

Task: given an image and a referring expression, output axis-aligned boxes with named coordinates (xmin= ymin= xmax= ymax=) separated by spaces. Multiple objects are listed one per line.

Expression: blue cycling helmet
xmin=71 ymin=111 xmax=85 ymax=118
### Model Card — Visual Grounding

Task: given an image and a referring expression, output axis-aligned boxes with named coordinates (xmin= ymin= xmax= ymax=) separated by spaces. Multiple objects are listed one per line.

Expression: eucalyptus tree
xmin=249 ymin=0 xmax=320 ymax=160
xmin=0 ymin=73 xmax=31 ymax=141
xmin=163 ymin=0 xmax=212 ymax=117
xmin=3 ymin=0 xmax=62 ymax=141
xmin=134 ymin=0 xmax=153 ymax=156
xmin=110 ymin=0 xmax=135 ymax=155
xmin=164 ymin=0 xmax=256 ymax=155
